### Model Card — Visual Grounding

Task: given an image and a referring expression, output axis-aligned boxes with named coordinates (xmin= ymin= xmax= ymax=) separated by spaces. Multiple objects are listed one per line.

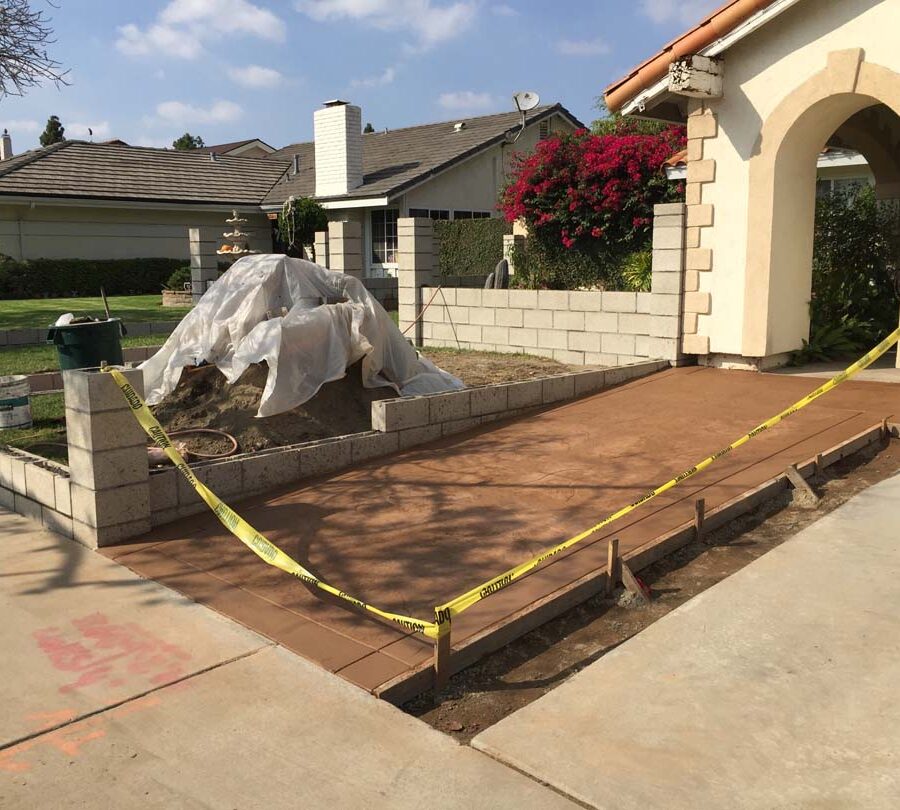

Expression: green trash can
xmin=47 ymin=318 xmax=126 ymax=370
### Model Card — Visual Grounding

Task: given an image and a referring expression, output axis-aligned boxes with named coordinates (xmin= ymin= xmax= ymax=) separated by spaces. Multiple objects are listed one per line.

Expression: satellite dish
xmin=513 ymin=90 xmax=540 ymax=112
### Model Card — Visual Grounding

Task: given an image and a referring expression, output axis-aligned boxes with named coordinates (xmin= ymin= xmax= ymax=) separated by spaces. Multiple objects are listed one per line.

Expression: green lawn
xmin=0 ymin=334 xmax=169 ymax=376
xmin=0 ymin=294 xmax=190 ymax=329
xmin=0 ymin=392 xmax=67 ymax=462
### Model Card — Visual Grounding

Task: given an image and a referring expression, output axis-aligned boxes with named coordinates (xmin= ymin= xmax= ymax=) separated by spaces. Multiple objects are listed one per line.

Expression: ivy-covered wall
xmin=434 ymin=218 xmax=511 ymax=277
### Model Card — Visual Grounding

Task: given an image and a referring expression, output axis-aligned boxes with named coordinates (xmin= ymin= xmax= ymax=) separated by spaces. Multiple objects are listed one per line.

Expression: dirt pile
xmin=152 ymin=361 xmax=396 ymax=455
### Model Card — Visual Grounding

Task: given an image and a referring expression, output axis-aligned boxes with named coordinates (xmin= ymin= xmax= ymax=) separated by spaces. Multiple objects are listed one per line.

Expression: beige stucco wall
xmin=0 ymin=202 xmax=272 ymax=260
xmin=697 ymin=0 xmax=900 ymax=360
xmin=400 ymin=113 xmax=576 ymax=216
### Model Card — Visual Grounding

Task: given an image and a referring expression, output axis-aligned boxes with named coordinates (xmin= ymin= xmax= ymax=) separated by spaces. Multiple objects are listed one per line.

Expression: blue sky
xmin=0 ymin=0 xmax=719 ymax=151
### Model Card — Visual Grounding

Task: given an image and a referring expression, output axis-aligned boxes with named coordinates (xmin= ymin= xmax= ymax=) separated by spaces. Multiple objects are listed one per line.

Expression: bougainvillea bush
xmin=500 ymin=124 xmax=685 ymax=288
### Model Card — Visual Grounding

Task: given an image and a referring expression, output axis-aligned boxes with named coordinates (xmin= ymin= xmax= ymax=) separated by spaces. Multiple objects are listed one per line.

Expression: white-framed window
xmin=369 ymin=208 xmax=399 ymax=277
xmin=815 ymin=176 xmax=870 ymax=199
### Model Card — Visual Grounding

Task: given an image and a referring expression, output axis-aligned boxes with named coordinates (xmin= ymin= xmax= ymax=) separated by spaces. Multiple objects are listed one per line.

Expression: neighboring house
xmin=604 ymin=0 xmax=900 ymax=368
xmin=0 ymin=102 xmax=581 ymax=272
xmin=263 ymin=101 xmax=582 ymax=277
xmin=195 ymin=139 xmax=276 ymax=158
xmin=665 ymin=146 xmax=874 ymax=197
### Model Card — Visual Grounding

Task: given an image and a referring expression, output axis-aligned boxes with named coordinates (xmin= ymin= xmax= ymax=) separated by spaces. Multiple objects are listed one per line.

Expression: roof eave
xmin=607 ymin=0 xmax=804 ymax=117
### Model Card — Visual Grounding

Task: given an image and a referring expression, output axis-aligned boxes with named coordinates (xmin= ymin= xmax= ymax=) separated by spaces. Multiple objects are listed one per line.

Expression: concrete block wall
xmin=63 ymin=368 xmax=151 ymax=547
xmin=419 ymin=287 xmax=656 ymax=366
xmin=0 ymin=446 xmax=72 ymax=537
xmin=0 ymin=320 xmax=176 ymax=348
xmin=400 ymin=217 xmax=688 ymax=366
xmin=189 ymin=226 xmax=219 ymax=304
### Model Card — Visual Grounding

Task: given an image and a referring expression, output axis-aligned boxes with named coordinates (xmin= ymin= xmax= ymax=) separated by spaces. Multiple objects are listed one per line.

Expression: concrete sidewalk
xmin=473 ymin=474 xmax=900 ymax=809
xmin=0 ymin=511 xmax=575 ymax=809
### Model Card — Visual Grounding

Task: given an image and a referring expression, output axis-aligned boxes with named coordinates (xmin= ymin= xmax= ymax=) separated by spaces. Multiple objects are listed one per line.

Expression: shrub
xmin=434 ymin=218 xmax=511 ymax=277
xmin=277 ymin=196 xmax=328 ymax=258
xmin=619 ymin=249 xmax=653 ymax=292
xmin=500 ymin=125 xmax=685 ymax=259
xmin=0 ymin=256 xmax=186 ymax=298
xmin=806 ymin=185 xmax=899 ymax=356
xmin=510 ymin=238 xmax=607 ymax=290
xmin=165 ymin=266 xmax=192 ymax=291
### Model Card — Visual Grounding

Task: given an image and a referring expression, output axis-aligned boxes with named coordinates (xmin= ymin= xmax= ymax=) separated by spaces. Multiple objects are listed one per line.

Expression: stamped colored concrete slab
xmin=473 ymin=475 xmax=900 ymax=809
xmin=0 ymin=510 xmax=270 ymax=747
xmin=105 ymin=368 xmax=900 ymax=694
xmin=2 ymin=645 xmax=578 ymax=809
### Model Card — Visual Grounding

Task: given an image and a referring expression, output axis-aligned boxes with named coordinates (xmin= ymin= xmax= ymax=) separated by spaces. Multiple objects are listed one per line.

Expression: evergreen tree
xmin=172 ymin=132 xmax=204 ymax=150
xmin=39 ymin=114 xmax=65 ymax=146
xmin=363 ymin=122 xmax=375 ymax=133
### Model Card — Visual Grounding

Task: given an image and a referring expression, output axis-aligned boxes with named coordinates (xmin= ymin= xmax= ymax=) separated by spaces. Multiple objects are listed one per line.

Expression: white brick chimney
xmin=1 ymin=129 xmax=13 ymax=161
xmin=314 ymin=100 xmax=363 ymax=197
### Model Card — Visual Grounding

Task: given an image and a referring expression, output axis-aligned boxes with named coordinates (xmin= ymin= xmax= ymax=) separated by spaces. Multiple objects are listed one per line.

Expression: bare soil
xmin=152 ymin=361 xmax=396 ymax=455
xmin=404 ymin=438 xmax=900 ymax=741
xmin=151 ymin=350 xmax=578 ymax=456
xmin=424 ymin=348 xmax=586 ymax=387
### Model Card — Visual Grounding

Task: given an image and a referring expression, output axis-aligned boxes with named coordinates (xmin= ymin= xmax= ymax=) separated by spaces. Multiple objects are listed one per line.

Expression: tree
xmin=172 ymin=132 xmax=204 ymax=150
xmin=39 ymin=114 xmax=64 ymax=146
xmin=0 ymin=0 xmax=68 ymax=98
xmin=500 ymin=125 xmax=685 ymax=257
xmin=363 ymin=122 xmax=375 ymax=134
xmin=277 ymin=196 xmax=328 ymax=259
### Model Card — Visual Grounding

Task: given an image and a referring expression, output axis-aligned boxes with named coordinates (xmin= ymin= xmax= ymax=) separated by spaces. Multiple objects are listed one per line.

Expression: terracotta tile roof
xmin=0 ymin=140 xmax=290 ymax=205
xmin=262 ymin=104 xmax=583 ymax=206
xmin=604 ymin=0 xmax=779 ymax=112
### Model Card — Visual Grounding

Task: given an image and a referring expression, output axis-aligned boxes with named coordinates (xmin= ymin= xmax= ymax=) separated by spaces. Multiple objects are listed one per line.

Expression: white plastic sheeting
xmin=141 ymin=254 xmax=462 ymax=417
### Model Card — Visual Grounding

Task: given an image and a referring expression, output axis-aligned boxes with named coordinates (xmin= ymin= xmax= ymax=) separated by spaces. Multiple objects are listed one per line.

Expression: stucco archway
xmin=742 ymin=49 xmax=900 ymax=359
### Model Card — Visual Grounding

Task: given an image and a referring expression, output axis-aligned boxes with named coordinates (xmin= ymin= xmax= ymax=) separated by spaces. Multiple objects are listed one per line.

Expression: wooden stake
xmin=786 ymin=463 xmax=820 ymax=504
xmin=606 ymin=537 xmax=619 ymax=596
xmin=694 ymin=497 xmax=706 ymax=541
xmin=814 ymin=453 xmax=824 ymax=481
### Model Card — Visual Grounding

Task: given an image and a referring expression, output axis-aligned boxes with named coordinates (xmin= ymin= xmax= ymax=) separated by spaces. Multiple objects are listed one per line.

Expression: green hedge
xmin=0 ymin=256 xmax=187 ymax=299
xmin=434 ymin=218 xmax=511 ymax=277
xmin=510 ymin=237 xmax=652 ymax=292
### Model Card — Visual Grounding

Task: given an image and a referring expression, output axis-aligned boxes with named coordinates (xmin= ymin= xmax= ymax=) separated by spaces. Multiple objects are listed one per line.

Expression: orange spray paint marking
xmin=33 ymin=612 xmax=191 ymax=694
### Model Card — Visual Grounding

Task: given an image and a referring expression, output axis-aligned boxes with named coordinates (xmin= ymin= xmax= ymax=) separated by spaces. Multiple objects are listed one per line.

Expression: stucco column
xmin=327 ymin=220 xmax=363 ymax=279
xmin=189 ymin=226 xmax=219 ymax=304
xmin=503 ymin=233 xmax=525 ymax=276
xmin=314 ymin=229 xmax=330 ymax=268
xmin=64 ymin=368 xmax=151 ymax=549
xmin=648 ymin=203 xmax=687 ymax=363
xmin=397 ymin=217 xmax=438 ymax=344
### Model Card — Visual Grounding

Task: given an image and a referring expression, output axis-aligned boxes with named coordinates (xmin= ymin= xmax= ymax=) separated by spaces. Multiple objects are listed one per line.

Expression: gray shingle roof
xmin=0 ymin=104 xmax=582 ymax=208
xmin=0 ymin=140 xmax=289 ymax=205
xmin=262 ymin=104 xmax=582 ymax=206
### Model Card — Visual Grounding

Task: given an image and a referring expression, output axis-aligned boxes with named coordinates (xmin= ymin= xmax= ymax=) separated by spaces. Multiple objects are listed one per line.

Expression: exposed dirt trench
xmin=404 ymin=439 xmax=900 ymax=741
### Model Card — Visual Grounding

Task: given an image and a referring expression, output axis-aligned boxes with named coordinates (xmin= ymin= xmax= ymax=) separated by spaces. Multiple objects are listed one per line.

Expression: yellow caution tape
xmin=434 ymin=326 xmax=900 ymax=622
xmin=108 ymin=326 xmax=899 ymax=643
xmin=103 ymin=367 xmax=441 ymax=640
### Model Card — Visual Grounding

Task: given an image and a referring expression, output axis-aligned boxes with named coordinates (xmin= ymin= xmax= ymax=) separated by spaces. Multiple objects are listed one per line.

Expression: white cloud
xmin=639 ymin=0 xmax=720 ymax=26
xmin=491 ymin=4 xmax=517 ymax=16
xmin=160 ymin=0 xmax=284 ymax=39
xmin=351 ymin=65 xmax=396 ymax=88
xmin=437 ymin=90 xmax=495 ymax=113
xmin=67 ymin=121 xmax=112 ymax=140
xmin=115 ymin=23 xmax=204 ymax=59
xmin=155 ymin=100 xmax=244 ymax=125
xmin=556 ymin=37 xmax=610 ymax=57
xmin=3 ymin=119 xmax=40 ymax=134
xmin=296 ymin=0 xmax=476 ymax=50
xmin=117 ymin=0 xmax=284 ymax=60
xmin=227 ymin=64 xmax=284 ymax=88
